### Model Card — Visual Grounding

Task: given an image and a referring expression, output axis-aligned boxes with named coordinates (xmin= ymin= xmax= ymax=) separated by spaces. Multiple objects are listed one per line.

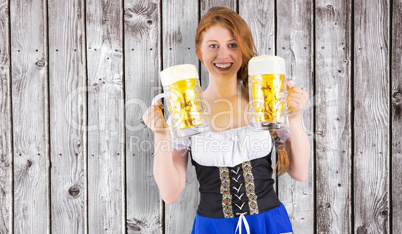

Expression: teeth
xmin=215 ymin=63 xmax=231 ymax=68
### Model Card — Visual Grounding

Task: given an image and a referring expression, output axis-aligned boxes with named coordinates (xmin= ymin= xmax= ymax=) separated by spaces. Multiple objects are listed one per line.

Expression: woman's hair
xmin=195 ymin=7 xmax=257 ymax=89
xmin=195 ymin=7 xmax=290 ymax=177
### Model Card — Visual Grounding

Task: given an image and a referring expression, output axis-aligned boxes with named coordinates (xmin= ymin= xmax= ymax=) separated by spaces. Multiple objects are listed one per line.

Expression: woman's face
xmin=200 ymin=24 xmax=242 ymax=80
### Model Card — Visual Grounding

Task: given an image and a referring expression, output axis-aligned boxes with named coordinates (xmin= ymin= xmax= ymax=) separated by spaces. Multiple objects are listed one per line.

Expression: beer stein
xmin=152 ymin=64 xmax=210 ymax=138
xmin=248 ymin=55 xmax=288 ymax=130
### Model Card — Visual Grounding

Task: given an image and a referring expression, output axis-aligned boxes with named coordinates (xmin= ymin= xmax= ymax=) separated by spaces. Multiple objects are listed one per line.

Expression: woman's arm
xmin=284 ymin=85 xmax=311 ymax=181
xmin=153 ymin=131 xmax=188 ymax=204
xmin=142 ymin=103 xmax=188 ymax=204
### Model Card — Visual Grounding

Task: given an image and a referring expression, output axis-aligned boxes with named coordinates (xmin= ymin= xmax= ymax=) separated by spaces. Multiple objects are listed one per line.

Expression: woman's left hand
xmin=286 ymin=78 xmax=308 ymax=118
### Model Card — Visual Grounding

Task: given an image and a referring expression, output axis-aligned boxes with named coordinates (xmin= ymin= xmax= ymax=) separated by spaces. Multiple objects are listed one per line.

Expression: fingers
xmin=287 ymin=84 xmax=308 ymax=115
xmin=142 ymin=102 xmax=163 ymax=118
xmin=142 ymin=102 xmax=166 ymax=130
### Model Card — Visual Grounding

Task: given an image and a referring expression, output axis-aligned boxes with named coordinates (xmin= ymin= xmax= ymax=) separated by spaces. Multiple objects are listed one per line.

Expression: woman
xmin=142 ymin=7 xmax=310 ymax=234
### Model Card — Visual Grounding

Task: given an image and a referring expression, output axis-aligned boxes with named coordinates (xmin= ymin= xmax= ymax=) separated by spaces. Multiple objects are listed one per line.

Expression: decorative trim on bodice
xmin=219 ymin=167 xmax=234 ymax=218
xmin=242 ymin=161 xmax=259 ymax=215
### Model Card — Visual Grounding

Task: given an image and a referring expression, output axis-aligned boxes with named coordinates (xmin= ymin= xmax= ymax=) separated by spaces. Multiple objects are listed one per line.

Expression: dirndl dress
xmin=170 ymin=122 xmax=293 ymax=234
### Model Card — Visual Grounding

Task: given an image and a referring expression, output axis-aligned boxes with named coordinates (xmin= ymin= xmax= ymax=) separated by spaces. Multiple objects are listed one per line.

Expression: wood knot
xmin=326 ymin=203 xmax=331 ymax=208
xmin=127 ymin=217 xmax=147 ymax=232
xmin=68 ymin=185 xmax=80 ymax=197
xmin=381 ymin=210 xmax=388 ymax=216
xmin=36 ymin=59 xmax=46 ymax=67
xmin=392 ymin=91 xmax=402 ymax=106
xmin=357 ymin=225 xmax=368 ymax=234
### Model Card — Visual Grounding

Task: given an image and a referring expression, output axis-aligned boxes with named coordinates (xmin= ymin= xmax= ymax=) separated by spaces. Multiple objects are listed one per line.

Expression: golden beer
xmin=248 ymin=56 xmax=288 ymax=130
xmin=167 ymin=78 xmax=203 ymax=129
xmin=250 ymin=74 xmax=285 ymax=122
xmin=155 ymin=64 xmax=210 ymax=137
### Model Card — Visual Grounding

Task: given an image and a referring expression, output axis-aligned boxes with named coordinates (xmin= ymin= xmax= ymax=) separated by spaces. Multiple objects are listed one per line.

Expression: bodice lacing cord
xmin=235 ymin=212 xmax=250 ymax=234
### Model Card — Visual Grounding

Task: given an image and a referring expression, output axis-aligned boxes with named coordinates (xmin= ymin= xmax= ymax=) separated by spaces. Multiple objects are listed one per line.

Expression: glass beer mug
xmin=248 ymin=55 xmax=288 ymax=130
xmin=152 ymin=64 xmax=210 ymax=138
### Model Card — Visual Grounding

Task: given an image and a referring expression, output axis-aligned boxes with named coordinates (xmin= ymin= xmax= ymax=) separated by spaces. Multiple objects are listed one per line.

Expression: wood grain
xmin=86 ymin=0 xmax=125 ymax=233
xmin=10 ymin=0 xmax=49 ymax=233
xmin=315 ymin=1 xmax=352 ymax=233
xmin=48 ymin=0 xmax=87 ymax=233
xmin=354 ymin=0 xmax=390 ymax=233
xmin=124 ymin=0 xmax=162 ymax=233
xmin=391 ymin=0 xmax=402 ymax=233
xmin=0 ymin=0 xmax=12 ymax=232
xmin=162 ymin=0 xmax=200 ymax=233
xmin=239 ymin=0 xmax=275 ymax=56
xmin=276 ymin=0 xmax=314 ymax=232
xmin=199 ymin=0 xmax=236 ymax=90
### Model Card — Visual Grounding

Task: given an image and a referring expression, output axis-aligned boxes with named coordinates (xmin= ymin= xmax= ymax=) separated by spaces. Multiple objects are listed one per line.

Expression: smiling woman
xmin=142 ymin=6 xmax=311 ymax=234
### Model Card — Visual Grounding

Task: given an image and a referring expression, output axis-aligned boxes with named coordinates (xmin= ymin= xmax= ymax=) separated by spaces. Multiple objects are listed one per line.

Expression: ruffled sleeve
xmin=166 ymin=116 xmax=191 ymax=150
xmin=275 ymin=127 xmax=290 ymax=142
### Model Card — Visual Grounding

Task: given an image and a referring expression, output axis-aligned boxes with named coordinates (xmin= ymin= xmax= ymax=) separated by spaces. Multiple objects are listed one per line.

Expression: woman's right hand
xmin=142 ymin=102 xmax=169 ymax=135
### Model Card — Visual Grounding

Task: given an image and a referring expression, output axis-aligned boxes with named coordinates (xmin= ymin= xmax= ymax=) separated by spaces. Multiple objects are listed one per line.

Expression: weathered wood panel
xmin=0 ymin=0 xmax=12 ymax=232
xmin=162 ymin=0 xmax=200 ymax=233
xmin=239 ymin=0 xmax=275 ymax=56
xmin=315 ymin=1 xmax=352 ymax=233
xmin=48 ymin=0 xmax=87 ymax=233
xmin=391 ymin=0 xmax=402 ymax=233
xmin=276 ymin=0 xmax=314 ymax=232
xmin=199 ymin=0 xmax=236 ymax=90
xmin=354 ymin=0 xmax=390 ymax=233
xmin=10 ymin=0 xmax=49 ymax=233
xmin=124 ymin=0 xmax=162 ymax=233
xmin=86 ymin=0 xmax=125 ymax=233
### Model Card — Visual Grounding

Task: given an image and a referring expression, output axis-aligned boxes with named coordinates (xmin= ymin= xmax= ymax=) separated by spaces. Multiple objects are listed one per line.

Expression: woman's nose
xmin=218 ymin=47 xmax=229 ymax=60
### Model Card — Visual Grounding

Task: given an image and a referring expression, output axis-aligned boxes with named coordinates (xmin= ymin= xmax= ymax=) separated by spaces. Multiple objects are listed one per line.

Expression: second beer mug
xmin=152 ymin=64 xmax=210 ymax=138
xmin=248 ymin=55 xmax=288 ymax=130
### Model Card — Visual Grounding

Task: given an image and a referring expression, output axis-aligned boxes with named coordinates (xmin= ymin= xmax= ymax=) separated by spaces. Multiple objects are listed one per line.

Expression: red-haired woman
xmin=143 ymin=7 xmax=310 ymax=234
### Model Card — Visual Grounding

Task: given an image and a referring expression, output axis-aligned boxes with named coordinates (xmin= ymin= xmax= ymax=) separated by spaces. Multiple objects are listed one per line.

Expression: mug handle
xmin=152 ymin=93 xmax=167 ymax=105
xmin=150 ymin=93 xmax=172 ymax=130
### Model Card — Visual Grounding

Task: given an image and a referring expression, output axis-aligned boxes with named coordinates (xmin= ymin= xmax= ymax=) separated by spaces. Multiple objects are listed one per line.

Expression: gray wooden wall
xmin=0 ymin=0 xmax=400 ymax=233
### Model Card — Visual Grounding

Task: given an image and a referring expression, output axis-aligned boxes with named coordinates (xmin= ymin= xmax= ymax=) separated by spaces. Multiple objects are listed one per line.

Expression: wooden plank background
xmin=315 ymin=1 xmax=352 ymax=233
xmin=0 ymin=0 xmax=400 ymax=233
xmin=11 ymin=0 xmax=49 ymax=233
xmin=392 ymin=1 xmax=402 ymax=233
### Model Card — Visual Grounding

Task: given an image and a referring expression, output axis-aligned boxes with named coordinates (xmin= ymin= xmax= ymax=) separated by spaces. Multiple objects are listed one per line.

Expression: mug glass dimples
xmin=248 ymin=55 xmax=288 ymax=130
xmin=152 ymin=64 xmax=210 ymax=138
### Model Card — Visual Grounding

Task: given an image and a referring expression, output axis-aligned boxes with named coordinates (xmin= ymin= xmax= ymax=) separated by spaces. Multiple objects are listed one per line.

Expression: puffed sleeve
xmin=166 ymin=116 xmax=191 ymax=150
xmin=275 ymin=127 xmax=290 ymax=142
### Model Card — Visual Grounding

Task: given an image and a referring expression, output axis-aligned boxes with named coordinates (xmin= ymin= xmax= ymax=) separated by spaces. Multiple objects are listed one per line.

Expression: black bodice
xmin=191 ymin=152 xmax=281 ymax=219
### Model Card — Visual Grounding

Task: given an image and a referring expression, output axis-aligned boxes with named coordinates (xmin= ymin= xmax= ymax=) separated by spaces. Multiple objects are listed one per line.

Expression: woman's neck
xmin=203 ymin=75 xmax=243 ymax=100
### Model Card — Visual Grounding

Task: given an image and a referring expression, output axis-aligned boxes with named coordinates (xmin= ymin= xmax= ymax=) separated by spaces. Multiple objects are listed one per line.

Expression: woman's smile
xmin=200 ymin=24 xmax=242 ymax=80
xmin=214 ymin=62 xmax=233 ymax=69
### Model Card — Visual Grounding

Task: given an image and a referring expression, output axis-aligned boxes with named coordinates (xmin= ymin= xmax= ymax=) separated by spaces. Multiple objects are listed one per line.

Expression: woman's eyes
xmin=209 ymin=44 xmax=237 ymax=49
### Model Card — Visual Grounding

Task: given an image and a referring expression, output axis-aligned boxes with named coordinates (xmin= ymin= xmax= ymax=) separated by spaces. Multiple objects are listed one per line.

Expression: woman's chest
xmin=205 ymin=97 xmax=250 ymax=132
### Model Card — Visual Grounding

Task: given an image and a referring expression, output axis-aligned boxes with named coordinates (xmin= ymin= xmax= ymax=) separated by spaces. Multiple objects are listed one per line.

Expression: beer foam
xmin=248 ymin=55 xmax=286 ymax=76
xmin=160 ymin=64 xmax=199 ymax=86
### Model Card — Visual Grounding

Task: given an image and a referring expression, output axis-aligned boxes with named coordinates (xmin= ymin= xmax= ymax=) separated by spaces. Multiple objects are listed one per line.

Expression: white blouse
xmin=167 ymin=117 xmax=290 ymax=168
